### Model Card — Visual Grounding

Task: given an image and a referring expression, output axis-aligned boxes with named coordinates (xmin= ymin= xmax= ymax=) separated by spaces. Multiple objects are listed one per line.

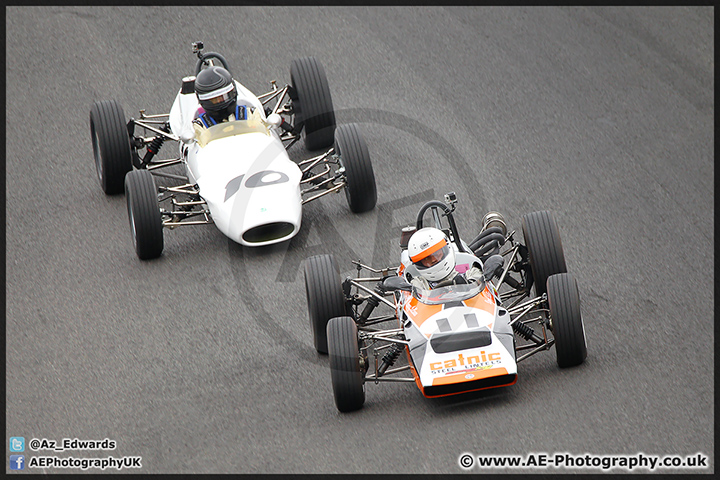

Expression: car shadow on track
xmin=424 ymin=385 xmax=516 ymax=412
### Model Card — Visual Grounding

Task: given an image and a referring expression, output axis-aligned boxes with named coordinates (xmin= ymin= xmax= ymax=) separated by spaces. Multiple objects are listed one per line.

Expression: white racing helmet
xmin=407 ymin=227 xmax=456 ymax=283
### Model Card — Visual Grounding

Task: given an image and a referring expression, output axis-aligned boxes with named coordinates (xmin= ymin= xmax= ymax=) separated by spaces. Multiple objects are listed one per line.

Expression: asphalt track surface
xmin=6 ymin=6 xmax=714 ymax=475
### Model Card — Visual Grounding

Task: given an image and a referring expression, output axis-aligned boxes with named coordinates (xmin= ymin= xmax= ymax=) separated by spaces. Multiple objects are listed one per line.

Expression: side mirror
xmin=482 ymin=254 xmax=505 ymax=281
xmin=265 ymin=113 xmax=282 ymax=128
xmin=381 ymin=276 xmax=412 ymax=293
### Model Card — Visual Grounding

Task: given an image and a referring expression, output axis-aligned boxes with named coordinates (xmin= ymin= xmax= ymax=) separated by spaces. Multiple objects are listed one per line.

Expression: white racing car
xmin=90 ymin=42 xmax=376 ymax=259
xmin=304 ymin=194 xmax=587 ymax=412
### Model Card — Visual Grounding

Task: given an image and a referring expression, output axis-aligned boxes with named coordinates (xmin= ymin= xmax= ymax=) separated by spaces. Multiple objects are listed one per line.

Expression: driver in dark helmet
xmin=193 ymin=66 xmax=251 ymax=128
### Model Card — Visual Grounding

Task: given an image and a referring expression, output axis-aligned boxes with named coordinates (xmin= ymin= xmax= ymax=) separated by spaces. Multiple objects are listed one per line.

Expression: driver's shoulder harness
xmin=195 ymin=105 xmax=249 ymax=128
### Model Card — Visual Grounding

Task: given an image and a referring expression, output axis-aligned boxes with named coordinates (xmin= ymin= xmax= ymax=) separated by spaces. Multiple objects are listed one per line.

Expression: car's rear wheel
xmin=90 ymin=100 xmax=133 ymax=195
xmin=547 ymin=273 xmax=587 ymax=367
xmin=125 ymin=169 xmax=163 ymax=260
xmin=521 ymin=210 xmax=567 ymax=296
xmin=328 ymin=316 xmax=366 ymax=412
xmin=304 ymin=254 xmax=347 ymax=354
xmin=290 ymin=56 xmax=336 ymax=150
xmin=334 ymin=124 xmax=377 ymax=213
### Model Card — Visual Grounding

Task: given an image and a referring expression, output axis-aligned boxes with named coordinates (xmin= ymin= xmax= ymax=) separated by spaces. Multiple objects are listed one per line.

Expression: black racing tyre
xmin=328 ymin=316 xmax=366 ymax=412
xmin=290 ymin=56 xmax=336 ymax=150
xmin=125 ymin=169 xmax=163 ymax=260
xmin=547 ymin=273 xmax=587 ymax=368
xmin=90 ymin=100 xmax=133 ymax=195
xmin=304 ymin=254 xmax=347 ymax=354
xmin=521 ymin=210 xmax=567 ymax=297
xmin=334 ymin=124 xmax=377 ymax=213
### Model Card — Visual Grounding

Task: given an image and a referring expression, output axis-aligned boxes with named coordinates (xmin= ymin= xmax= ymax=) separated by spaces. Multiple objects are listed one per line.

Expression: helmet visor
xmin=197 ymin=83 xmax=236 ymax=106
xmin=206 ymin=91 xmax=233 ymax=105
xmin=413 ymin=244 xmax=450 ymax=270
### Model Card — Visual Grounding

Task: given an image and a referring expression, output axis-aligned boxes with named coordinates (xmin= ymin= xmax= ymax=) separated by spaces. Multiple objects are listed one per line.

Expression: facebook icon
xmin=10 ymin=455 xmax=24 ymax=470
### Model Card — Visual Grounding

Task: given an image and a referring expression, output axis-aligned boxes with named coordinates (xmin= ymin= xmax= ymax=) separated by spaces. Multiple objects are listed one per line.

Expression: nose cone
xmin=229 ymin=175 xmax=303 ymax=246
xmin=193 ymin=132 xmax=303 ymax=246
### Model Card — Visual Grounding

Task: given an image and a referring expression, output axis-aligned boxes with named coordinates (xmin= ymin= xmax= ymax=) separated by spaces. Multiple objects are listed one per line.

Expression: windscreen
xmin=412 ymin=281 xmax=485 ymax=305
xmin=196 ymin=109 xmax=268 ymax=147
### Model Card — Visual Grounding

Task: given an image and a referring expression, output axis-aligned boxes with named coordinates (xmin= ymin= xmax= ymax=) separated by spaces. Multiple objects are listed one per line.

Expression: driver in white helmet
xmin=405 ymin=227 xmax=483 ymax=290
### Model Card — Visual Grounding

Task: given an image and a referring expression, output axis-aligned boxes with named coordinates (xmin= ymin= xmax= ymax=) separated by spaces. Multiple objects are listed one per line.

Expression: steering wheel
xmin=195 ymin=52 xmax=231 ymax=75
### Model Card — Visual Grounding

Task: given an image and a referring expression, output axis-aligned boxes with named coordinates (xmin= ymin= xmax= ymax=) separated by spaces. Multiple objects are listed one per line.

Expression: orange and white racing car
xmin=304 ymin=193 xmax=587 ymax=412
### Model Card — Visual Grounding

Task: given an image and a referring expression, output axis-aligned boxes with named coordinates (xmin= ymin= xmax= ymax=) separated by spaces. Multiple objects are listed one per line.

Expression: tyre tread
xmin=522 ymin=211 xmax=567 ymax=296
xmin=304 ymin=254 xmax=346 ymax=353
xmin=328 ymin=316 xmax=365 ymax=412
xmin=334 ymin=124 xmax=377 ymax=213
xmin=125 ymin=170 xmax=163 ymax=260
xmin=290 ymin=57 xmax=336 ymax=150
xmin=547 ymin=273 xmax=587 ymax=367
xmin=90 ymin=100 xmax=132 ymax=194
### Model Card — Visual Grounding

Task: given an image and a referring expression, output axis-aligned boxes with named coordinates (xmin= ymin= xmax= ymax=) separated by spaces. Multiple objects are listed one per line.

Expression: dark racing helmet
xmin=195 ymin=66 xmax=237 ymax=121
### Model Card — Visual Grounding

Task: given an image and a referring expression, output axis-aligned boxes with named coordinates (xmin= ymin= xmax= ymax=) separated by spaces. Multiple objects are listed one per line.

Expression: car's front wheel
xmin=334 ymin=123 xmax=377 ymax=213
xmin=328 ymin=316 xmax=366 ymax=412
xmin=90 ymin=99 xmax=133 ymax=195
xmin=547 ymin=273 xmax=587 ymax=367
xmin=125 ymin=169 xmax=163 ymax=260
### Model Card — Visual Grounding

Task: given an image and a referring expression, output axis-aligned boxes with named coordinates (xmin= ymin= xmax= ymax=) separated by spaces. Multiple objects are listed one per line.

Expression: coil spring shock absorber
xmin=512 ymin=321 xmax=535 ymax=341
xmin=513 ymin=321 xmax=546 ymax=346
xmin=377 ymin=343 xmax=403 ymax=376
xmin=357 ymin=284 xmax=385 ymax=325
xmin=141 ymin=135 xmax=165 ymax=167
